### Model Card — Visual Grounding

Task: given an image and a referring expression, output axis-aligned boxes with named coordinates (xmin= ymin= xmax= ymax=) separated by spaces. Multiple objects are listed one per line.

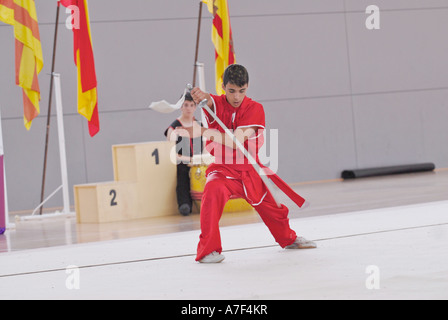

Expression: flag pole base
xmin=15 ymin=211 xmax=75 ymax=223
xmin=16 ymin=183 xmax=74 ymax=222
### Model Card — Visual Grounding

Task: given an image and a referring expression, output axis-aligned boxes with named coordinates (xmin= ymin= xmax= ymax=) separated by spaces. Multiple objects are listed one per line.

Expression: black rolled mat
xmin=341 ymin=163 xmax=435 ymax=179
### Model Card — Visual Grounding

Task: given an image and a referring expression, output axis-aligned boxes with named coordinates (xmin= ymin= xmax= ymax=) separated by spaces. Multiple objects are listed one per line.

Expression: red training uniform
xmin=196 ymin=94 xmax=306 ymax=261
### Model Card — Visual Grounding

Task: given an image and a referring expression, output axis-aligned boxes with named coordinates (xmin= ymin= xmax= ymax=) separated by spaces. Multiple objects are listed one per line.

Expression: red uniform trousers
xmin=195 ymin=172 xmax=298 ymax=261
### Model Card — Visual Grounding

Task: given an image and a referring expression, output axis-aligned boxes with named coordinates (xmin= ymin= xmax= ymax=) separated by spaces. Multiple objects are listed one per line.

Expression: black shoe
xmin=179 ymin=204 xmax=191 ymax=216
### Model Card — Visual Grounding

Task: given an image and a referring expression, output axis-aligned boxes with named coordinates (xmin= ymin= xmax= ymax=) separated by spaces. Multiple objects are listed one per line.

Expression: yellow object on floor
xmin=189 ymin=161 xmax=254 ymax=213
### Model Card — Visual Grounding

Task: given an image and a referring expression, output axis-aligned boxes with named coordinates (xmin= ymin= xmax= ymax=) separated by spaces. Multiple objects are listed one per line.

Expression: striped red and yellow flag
xmin=0 ymin=0 xmax=43 ymax=130
xmin=0 ymin=0 xmax=14 ymax=24
xmin=202 ymin=0 xmax=236 ymax=95
xmin=60 ymin=0 xmax=99 ymax=137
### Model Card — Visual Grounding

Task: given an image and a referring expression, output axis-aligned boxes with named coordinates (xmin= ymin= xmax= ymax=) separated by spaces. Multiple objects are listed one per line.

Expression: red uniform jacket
xmin=203 ymin=94 xmax=306 ymax=208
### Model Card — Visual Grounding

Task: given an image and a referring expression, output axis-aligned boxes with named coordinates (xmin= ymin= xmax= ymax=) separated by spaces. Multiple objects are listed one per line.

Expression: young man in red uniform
xmin=185 ymin=64 xmax=316 ymax=263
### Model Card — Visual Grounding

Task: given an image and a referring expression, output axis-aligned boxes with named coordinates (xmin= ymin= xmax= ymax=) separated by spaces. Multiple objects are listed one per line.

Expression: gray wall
xmin=1 ymin=0 xmax=447 ymax=213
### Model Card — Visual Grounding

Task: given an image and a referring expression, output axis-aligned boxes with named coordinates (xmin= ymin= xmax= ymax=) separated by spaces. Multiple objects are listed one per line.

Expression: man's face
xmin=223 ymin=83 xmax=248 ymax=108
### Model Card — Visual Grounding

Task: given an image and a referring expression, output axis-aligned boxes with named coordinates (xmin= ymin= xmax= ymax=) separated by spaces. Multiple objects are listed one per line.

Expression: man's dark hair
xmin=223 ymin=64 xmax=249 ymax=87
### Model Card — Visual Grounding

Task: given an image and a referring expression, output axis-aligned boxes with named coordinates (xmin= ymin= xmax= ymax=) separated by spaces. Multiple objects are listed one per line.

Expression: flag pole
xmin=39 ymin=1 xmax=61 ymax=215
xmin=192 ymin=1 xmax=203 ymax=87
xmin=0 ymin=107 xmax=9 ymax=234
xmin=53 ymin=73 xmax=70 ymax=215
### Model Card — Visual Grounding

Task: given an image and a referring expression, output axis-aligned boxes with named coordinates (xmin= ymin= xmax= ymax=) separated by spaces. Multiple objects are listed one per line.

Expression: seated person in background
xmin=165 ymin=93 xmax=204 ymax=216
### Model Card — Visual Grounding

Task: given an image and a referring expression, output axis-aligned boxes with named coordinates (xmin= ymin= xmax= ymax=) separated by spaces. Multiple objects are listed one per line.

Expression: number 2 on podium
xmin=110 ymin=189 xmax=118 ymax=206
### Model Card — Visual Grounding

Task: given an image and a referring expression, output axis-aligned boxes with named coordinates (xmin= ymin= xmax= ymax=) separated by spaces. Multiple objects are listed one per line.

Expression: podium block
xmin=74 ymin=181 xmax=138 ymax=223
xmin=112 ymin=141 xmax=177 ymax=218
xmin=74 ymin=140 xmax=255 ymax=224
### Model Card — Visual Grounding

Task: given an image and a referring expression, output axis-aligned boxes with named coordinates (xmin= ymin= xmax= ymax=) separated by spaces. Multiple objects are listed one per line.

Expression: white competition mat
xmin=1 ymin=201 xmax=447 ymax=300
